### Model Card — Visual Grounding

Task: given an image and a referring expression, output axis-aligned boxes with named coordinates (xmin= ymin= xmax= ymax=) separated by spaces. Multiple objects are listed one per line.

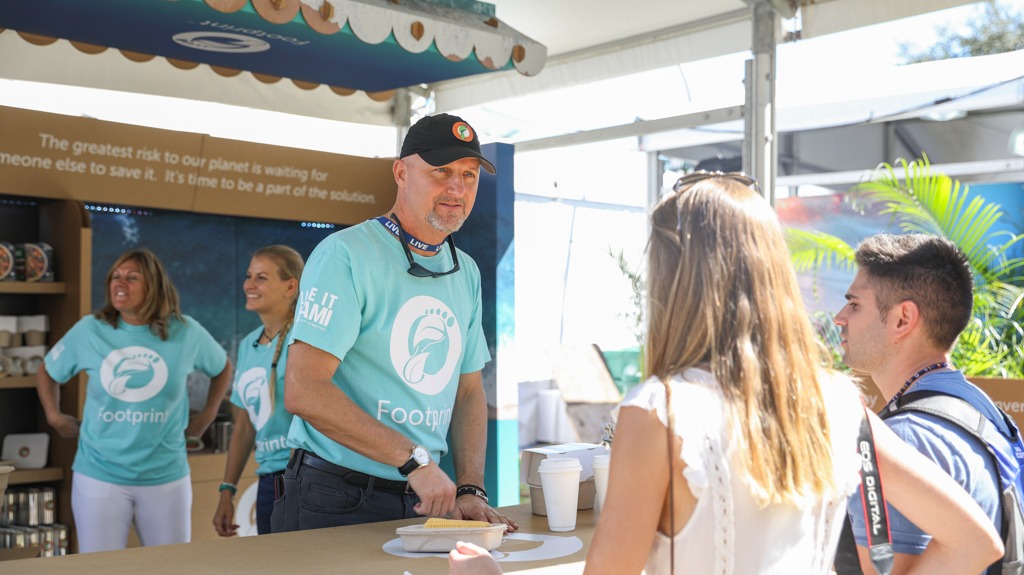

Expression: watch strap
xmin=397 ymin=456 xmax=420 ymax=477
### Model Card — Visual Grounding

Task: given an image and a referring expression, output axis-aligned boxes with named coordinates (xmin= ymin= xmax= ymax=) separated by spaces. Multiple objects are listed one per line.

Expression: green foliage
xmin=789 ymin=156 xmax=1024 ymax=377
xmin=899 ymin=1 xmax=1024 ymax=64
xmin=809 ymin=310 xmax=848 ymax=371
xmin=609 ymin=247 xmax=646 ymax=347
xmin=785 ymin=228 xmax=857 ymax=302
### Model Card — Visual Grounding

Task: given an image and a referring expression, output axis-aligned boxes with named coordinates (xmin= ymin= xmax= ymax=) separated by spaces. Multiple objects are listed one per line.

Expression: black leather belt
xmin=296 ymin=449 xmax=410 ymax=493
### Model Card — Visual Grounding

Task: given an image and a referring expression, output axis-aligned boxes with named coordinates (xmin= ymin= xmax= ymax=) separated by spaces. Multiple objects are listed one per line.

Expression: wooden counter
xmin=4 ymin=503 xmax=593 ymax=574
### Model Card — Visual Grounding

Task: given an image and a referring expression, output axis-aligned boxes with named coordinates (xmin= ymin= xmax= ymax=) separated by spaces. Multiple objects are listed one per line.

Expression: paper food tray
xmin=395 ymin=523 xmax=506 ymax=552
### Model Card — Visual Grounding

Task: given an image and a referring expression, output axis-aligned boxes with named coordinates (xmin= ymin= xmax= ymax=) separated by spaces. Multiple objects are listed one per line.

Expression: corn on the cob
xmin=423 ymin=518 xmax=491 ymax=529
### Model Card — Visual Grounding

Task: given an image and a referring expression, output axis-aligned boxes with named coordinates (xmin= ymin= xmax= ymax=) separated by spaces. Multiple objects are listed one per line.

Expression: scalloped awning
xmin=0 ymin=0 xmax=546 ymax=94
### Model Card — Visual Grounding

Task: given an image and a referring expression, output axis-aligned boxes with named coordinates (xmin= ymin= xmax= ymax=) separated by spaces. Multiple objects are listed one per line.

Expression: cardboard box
xmin=521 ymin=443 xmax=608 ymax=516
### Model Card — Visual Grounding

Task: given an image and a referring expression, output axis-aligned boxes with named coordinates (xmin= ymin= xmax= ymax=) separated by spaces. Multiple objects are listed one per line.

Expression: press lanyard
xmin=375 ymin=216 xmax=444 ymax=253
xmin=890 ymin=362 xmax=949 ymax=403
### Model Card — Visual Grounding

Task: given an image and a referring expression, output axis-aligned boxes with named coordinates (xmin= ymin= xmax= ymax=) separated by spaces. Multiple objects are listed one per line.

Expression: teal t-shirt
xmin=287 ymin=219 xmax=491 ymax=480
xmin=230 ymin=325 xmax=295 ymax=476
xmin=45 ymin=314 xmax=228 ymax=485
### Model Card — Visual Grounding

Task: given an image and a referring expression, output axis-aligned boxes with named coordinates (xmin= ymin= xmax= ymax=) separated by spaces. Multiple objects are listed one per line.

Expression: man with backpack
xmin=833 ymin=232 xmax=1024 ymax=575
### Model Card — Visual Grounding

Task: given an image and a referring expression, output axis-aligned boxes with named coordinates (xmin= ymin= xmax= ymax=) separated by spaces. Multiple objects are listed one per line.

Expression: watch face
xmin=412 ymin=446 xmax=430 ymax=466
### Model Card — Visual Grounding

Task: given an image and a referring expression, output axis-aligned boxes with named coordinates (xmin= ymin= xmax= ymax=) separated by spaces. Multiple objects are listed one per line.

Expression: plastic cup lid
xmin=538 ymin=457 xmax=582 ymax=472
xmin=591 ymin=454 xmax=610 ymax=467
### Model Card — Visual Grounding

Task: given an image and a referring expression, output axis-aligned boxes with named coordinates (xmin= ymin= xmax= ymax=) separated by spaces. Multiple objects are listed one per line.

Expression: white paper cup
xmin=538 ymin=457 xmax=582 ymax=532
xmin=592 ymin=453 xmax=610 ymax=514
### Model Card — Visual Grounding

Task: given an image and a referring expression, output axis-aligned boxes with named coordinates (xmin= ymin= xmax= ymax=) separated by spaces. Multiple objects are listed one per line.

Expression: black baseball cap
xmin=400 ymin=113 xmax=496 ymax=175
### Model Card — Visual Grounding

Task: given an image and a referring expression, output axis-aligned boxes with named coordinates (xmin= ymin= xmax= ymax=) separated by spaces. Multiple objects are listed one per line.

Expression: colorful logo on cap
xmin=452 ymin=122 xmax=474 ymax=142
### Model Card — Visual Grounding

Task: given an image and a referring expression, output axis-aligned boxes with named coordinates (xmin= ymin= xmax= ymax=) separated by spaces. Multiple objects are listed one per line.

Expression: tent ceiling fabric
xmin=433 ymin=0 xmax=977 ymax=111
xmin=0 ymin=0 xmax=546 ymax=94
xmin=0 ymin=0 xmax=980 ymax=128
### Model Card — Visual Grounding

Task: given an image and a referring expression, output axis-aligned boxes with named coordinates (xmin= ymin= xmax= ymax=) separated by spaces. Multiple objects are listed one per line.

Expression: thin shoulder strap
xmin=660 ymin=376 xmax=676 ymax=574
xmin=884 ymin=390 xmax=1012 ymax=575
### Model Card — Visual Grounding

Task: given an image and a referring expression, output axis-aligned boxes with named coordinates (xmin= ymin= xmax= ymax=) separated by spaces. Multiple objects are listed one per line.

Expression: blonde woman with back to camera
xmin=449 ymin=173 xmax=1001 ymax=575
xmin=213 ymin=245 xmax=303 ymax=536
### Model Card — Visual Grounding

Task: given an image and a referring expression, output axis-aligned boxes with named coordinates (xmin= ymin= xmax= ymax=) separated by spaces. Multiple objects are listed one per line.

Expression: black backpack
xmin=835 ymin=390 xmax=1024 ymax=575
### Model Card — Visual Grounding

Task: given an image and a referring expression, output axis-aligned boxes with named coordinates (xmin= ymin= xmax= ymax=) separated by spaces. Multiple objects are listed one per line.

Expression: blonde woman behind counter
xmin=37 ymin=247 xmax=232 ymax=553
xmin=213 ymin=245 xmax=303 ymax=536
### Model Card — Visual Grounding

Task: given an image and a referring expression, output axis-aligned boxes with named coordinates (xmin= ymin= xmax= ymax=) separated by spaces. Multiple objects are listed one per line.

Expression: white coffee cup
xmin=591 ymin=453 xmax=610 ymax=514
xmin=538 ymin=457 xmax=582 ymax=532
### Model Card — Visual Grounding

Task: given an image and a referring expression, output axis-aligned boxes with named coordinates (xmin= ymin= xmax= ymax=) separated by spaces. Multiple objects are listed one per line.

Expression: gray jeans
xmin=271 ymin=449 xmax=421 ymax=532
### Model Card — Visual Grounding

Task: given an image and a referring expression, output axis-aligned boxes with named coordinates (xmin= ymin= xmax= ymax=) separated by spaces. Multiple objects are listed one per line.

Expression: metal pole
xmin=393 ymin=88 xmax=412 ymax=156
xmin=743 ymin=1 xmax=778 ymax=205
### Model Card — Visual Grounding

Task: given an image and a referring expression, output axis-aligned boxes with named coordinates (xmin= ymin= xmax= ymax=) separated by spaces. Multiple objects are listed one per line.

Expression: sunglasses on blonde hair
xmin=672 ymin=170 xmax=762 ymax=195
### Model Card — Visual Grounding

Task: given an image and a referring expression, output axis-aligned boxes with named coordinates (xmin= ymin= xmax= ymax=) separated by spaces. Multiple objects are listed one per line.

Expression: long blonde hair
xmin=252 ymin=245 xmax=304 ymax=412
xmin=646 ymin=174 xmax=835 ymax=505
xmin=96 ymin=248 xmax=182 ymax=340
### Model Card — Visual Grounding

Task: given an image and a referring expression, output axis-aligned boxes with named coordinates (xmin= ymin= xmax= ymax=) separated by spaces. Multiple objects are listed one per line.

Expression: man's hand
xmin=407 ymin=464 xmax=456 ymax=518
xmin=453 ymin=494 xmax=518 ymax=532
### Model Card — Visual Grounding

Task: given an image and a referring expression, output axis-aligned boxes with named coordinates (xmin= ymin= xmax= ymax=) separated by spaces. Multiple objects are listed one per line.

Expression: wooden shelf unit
xmin=0 ymin=375 xmax=36 ymax=389
xmin=8 ymin=466 xmax=64 ymax=486
xmin=0 ymin=196 xmax=92 ymax=554
xmin=0 ymin=282 xmax=66 ymax=295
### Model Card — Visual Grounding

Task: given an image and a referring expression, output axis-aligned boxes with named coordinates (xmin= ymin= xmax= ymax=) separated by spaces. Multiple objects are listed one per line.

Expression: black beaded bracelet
xmin=456 ymin=484 xmax=488 ymax=503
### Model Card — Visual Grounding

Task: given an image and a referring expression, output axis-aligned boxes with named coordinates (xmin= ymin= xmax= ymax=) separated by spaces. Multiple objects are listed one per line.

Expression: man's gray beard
xmin=427 ymin=211 xmax=465 ymax=235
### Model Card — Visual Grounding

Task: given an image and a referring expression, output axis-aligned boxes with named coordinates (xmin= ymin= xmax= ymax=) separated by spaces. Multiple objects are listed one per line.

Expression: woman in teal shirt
xmin=213 ymin=245 xmax=303 ymax=536
xmin=38 ymin=247 xmax=231 ymax=553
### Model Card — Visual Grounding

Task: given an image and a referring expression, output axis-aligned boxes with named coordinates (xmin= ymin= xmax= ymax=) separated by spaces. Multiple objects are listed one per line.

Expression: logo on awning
xmin=172 ymin=31 xmax=270 ymax=53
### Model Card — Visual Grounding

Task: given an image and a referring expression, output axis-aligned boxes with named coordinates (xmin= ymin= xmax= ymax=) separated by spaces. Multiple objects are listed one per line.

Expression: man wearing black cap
xmin=273 ymin=114 xmax=517 ymax=532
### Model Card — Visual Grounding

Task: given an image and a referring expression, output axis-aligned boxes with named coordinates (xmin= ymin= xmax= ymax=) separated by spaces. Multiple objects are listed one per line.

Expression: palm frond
xmin=785 ymin=228 xmax=856 ymax=273
xmin=805 ymin=155 xmax=1024 ymax=379
xmin=853 ymin=156 xmax=1011 ymax=280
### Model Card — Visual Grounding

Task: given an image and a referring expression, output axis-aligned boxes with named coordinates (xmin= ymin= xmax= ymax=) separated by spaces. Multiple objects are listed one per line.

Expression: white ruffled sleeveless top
xmin=613 ymin=368 xmax=863 ymax=575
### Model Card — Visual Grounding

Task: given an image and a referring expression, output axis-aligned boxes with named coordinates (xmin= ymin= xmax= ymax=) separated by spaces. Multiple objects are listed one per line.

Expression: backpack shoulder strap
xmin=884 ymin=390 xmax=1012 ymax=456
xmin=885 ymin=390 xmax=1013 ymax=575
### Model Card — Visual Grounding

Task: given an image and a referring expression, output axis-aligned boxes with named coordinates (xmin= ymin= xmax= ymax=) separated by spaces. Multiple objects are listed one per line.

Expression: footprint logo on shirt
xmin=107 ymin=353 xmax=161 ymax=395
xmin=237 ymin=367 xmax=271 ymax=430
xmin=100 ymin=346 xmax=169 ymax=403
xmin=391 ymin=296 xmax=462 ymax=396
xmin=403 ymin=308 xmax=454 ymax=384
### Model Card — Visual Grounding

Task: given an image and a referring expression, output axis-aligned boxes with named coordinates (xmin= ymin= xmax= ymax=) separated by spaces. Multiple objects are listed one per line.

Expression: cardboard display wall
xmin=0 ymin=105 xmax=396 ymax=223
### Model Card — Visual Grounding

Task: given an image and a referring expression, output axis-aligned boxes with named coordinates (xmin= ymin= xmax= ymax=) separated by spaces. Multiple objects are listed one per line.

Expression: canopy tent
xmin=0 ymin=0 xmax=996 ymax=191
xmin=1 ymin=0 xmax=979 ymax=128
xmin=433 ymin=0 xmax=977 ymax=113
xmin=0 ymin=0 xmax=546 ymax=125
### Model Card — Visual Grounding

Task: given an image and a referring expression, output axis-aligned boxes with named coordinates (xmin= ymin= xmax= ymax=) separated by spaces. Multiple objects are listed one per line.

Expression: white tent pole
xmin=393 ymin=88 xmax=412 ymax=156
xmin=743 ymin=0 xmax=779 ymax=205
